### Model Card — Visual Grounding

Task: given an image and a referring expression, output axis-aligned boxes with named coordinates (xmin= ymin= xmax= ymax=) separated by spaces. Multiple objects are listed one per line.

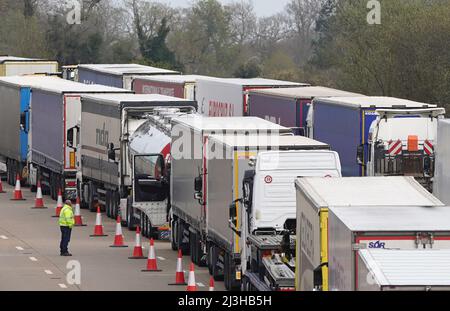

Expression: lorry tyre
xmin=178 ymin=221 xmax=190 ymax=256
xmin=88 ymin=182 xmax=97 ymax=212
xmin=189 ymin=231 xmax=197 ymax=264
xmin=224 ymin=253 xmax=230 ymax=290
xmin=105 ymin=190 xmax=111 ymax=218
xmin=211 ymin=244 xmax=224 ymax=281
xmin=112 ymin=192 xmax=119 ymax=219
xmin=127 ymin=198 xmax=137 ymax=231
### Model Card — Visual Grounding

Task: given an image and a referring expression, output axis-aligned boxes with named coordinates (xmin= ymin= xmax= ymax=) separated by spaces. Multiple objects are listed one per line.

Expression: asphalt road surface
xmin=0 ymin=183 xmax=224 ymax=291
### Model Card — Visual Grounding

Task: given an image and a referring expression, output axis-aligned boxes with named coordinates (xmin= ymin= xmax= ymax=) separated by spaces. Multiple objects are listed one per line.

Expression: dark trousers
xmin=60 ymin=226 xmax=72 ymax=254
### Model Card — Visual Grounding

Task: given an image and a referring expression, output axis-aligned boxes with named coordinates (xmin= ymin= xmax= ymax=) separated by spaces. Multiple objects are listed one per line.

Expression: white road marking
xmin=44 ymin=270 xmax=54 ymax=275
xmin=157 ymin=256 xmax=166 ymax=261
xmin=0 ymin=235 xmax=8 ymax=240
xmin=29 ymin=257 xmax=38 ymax=262
xmin=15 ymin=246 xmax=24 ymax=251
xmin=58 ymin=284 xmax=67 ymax=289
xmin=197 ymin=282 xmax=205 ymax=287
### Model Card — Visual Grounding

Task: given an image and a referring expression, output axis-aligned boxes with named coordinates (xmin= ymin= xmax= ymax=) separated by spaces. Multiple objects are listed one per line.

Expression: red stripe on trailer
xmin=424 ymin=140 xmax=434 ymax=155
xmin=387 ymin=140 xmax=402 ymax=156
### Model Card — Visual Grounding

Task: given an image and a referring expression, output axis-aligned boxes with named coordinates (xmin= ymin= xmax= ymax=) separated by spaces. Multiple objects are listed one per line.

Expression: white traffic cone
xmin=186 ymin=263 xmax=197 ymax=292
xmin=74 ymin=197 xmax=86 ymax=226
xmin=52 ymin=189 xmax=63 ymax=218
xmin=31 ymin=181 xmax=47 ymax=209
xmin=110 ymin=216 xmax=127 ymax=247
xmin=90 ymin=205 xmax=108 ymax=237
xmin=11 ymin=174 xmax=25 ymax=201
xmin=142 ymin=238 xmax=162 ymax=272
xmin=129 ymin=226 xmax=145 ymax=259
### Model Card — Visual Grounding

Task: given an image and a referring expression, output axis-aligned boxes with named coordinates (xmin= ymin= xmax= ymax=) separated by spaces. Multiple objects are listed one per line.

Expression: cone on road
xmin=74 ymin=197 xmax=86 ymax=227
xmin=31 ymin=181 xmax=47 ymax=209
xmin=169 ymin=250 xmax=187 ymax=285
xmin=110 ymin=216 xmax=128 ymax=248
xmin=51 ymin=189 xmax=63 ymax=218
xmin=129 ymin=226 xmax=145 ymax=259
xmin=186 ymin=263 xmax=197 ymax=292
xmin=0 ymin=178 xmax=6 ymax=193
xmin=209 ymin=277 xmax=215 ymax=291
xmin=90 ymin=205 xmax=108 ymax=237
xmin=11 ymin=174 xmax=25 ymax=201
xmin=142 ymin=238 xmax=162 ymax=272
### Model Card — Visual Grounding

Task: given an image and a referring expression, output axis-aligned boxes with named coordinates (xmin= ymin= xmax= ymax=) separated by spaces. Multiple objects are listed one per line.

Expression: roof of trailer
xmin=81 ymin=93 xmax=194 ymax=104
xmin=0 ymin=56 xmax=55 ymax=64
xmin=173 ymin=115 xmax=291 ymax=132
xmin=209 ymin=134 xmax=328 ymax=148
xmin=77 ymin=64 xmax=178 ymax=75
xmin=359 ymin=249 xmax=450 ymax=286
xmin=249 ymin=86 xmax=365 ymax=99
xmin=295 ymin=176 xmax=443 ymax=208
xmin=329 ymin=205 xmax=450 ymax=231
xmin=134 ymin=74 xmax=216 ymax=84
xmin=197 ymin=77 xmax=308 ymax=87
xmin=315 ymin=96 xmax=437 ymax=108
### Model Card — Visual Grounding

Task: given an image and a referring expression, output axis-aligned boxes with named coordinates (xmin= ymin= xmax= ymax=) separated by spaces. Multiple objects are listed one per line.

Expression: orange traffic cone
xmin=110 ymin=216 xmax=128 ymax=248
xmin=74 ymin=197 xmax=86 ymax=226
xmin=11 ymin=174 xmax=25 ymax=201
xmin=186 ymin=263 xmax=197 ymax=292
xmin=142 ymin=238 xmax=162 ymax=272
xmin=90 ymin=205 xmax=108 ymax=237
xmin=31 ymin=181 xmax=47 ymax=209
xmin=129 ymin=226 xmax=145 ymax=259
xmin=209 ymin=277 xmax=215 ymax=291
xmin=52 ymin=189 xmax=63 ymax=218
xmin=169 ymin=250 xmax=187 ymax=285
xmin=0 ymin=178 xmax=6 ymax=193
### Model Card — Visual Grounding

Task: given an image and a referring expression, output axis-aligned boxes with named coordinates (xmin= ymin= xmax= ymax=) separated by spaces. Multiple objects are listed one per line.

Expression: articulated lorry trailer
xmin=78 ymin=94 xmax=197 ymax=235
xmin=196 ymin=78 xmax=307 ymax=117
xmin=0 ymin=56 xmax=58 ymax=76
xmin=247 ymin=87 xmax=364 ymax=136
xmin=434 ymin=119 xmax=450 ymax=205
xmin=27 ymin=79 xmax=130 ymax=200
xmin=328 ymin=205 xmax=450 ymax=291
xmin=0 ymin=76 xmax=60 ymax=184
xmin=357 ymin=249 xmax=450 ymax=291
xmin=77 ymin=64 xmax=179 ymax=90
xmin=205 ymin=134 xmax=341 ymax=291
xmin=309 ymin=96 xmax=444 ymax=191
xmin=295 ymin=176 xmax=443 ymax=291
xmin=132 ymin=75 xmax=215 ymax=100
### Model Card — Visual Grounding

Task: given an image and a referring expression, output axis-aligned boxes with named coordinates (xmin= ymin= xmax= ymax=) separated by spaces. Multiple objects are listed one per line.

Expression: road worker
xmin=59 ymin=200 xmax=75 ymax=256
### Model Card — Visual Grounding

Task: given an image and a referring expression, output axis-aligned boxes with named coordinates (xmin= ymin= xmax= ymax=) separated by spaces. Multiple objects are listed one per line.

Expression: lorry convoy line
xmin=1 ymin=59 xmax=450 ymax=292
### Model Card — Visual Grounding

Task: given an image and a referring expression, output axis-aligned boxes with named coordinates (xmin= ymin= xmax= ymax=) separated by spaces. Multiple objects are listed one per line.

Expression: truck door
xmin=361 ymin=110 xmax=378 ymax=176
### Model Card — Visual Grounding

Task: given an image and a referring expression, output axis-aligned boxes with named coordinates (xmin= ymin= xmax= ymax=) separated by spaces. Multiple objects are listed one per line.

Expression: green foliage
xmin=234 ymin=57 xmax=262 ymax=78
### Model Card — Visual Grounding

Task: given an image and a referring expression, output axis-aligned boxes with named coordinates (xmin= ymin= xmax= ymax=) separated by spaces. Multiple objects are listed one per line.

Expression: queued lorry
xmin=196 ymin=78 xmax=307 ymax=117
xmin=205 ymin=134 xmax=342 ymax=291
xmin=247 ymin=86 xmax=364 ymax=136
xmin=25 ymin=78 xmax=130 ymax=199
xmin=76 ymin=64 xmax=179 ymax=90
xmin=132 ymin=75 xmax=216 ymax=100
xmin=434 ymin=119 xmax=450 ymax=205
xmin=309 ymin=96 xmax=444 ymax=191
xmin=295 ymin=176 xmax=444 ymax=291
xmin=0 ymin=76 xmax=127 ymax=190
xmin=0 ymin=56 xmax=58 ymax=76
xmin=328 ymin=205 xmax=450 ymax=291
xmin=356 ymin=249 xmax=450 ymax=291
xmin=78 ymin=94 xmax=197 ymax=237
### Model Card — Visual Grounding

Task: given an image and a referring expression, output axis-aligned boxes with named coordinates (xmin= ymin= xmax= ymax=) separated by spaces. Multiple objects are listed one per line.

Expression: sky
xmin=162 ymin=0 xmax=291 ymax=17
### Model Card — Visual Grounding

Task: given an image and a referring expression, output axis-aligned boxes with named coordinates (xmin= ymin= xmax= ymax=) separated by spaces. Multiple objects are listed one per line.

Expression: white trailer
xmin=295 ymin=176 xmax=443 ymax=291
xmin=196 ymin=78 xmax=307 ymax=117
xmin=170 ymin=116 xmax=292 ymax=266
xmin=357 ymin=249 xmax=450 ymax=291
xmin=0 ymin=56 xmax=58 ymax=76
xmin=205 ymin=134 xmax=341 ymax=291
xmin=328 ymin=205 xmax=450 ymax=291
xmin=434 ymin=119 xmax=450 ymax=205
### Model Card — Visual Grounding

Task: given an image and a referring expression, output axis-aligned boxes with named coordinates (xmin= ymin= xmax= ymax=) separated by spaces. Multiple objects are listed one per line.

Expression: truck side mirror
xmin=194 ymin=176 xmax=202 ymax=192
xmin=228 ymin=199 xmax=241 ymax=237
xmin=20 ymin=112 xmax=27 ymax=133
xmin=356 ymin=144 xmax=364 ymax=166
xmin=67 ymin=127 xmax=75 ymax=149
xmin=108 ymin=143 xmax=116 ymax=162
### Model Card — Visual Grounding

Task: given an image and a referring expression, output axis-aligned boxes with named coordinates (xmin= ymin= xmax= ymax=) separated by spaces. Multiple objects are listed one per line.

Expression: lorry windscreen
xmin=134 ymin=155 xmax=167 ymax=202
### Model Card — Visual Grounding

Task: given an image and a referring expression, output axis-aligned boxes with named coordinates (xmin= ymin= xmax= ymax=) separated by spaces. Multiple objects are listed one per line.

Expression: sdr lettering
xmin=368 ymin=241 xmax=386 ymax=249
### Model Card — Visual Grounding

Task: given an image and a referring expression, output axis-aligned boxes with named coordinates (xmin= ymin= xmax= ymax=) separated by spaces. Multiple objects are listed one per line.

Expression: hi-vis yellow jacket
xmin=59 ymin=204 xmax=75 ymax=228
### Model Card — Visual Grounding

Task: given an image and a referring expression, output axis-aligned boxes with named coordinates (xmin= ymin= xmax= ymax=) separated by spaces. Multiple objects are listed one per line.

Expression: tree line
xmin=0 ymin=0 xmax=449 ymax=111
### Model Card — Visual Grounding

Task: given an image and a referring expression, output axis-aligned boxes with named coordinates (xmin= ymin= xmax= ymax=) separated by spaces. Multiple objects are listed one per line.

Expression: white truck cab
xmin=365 ymin=108 xmax=445 ymax=191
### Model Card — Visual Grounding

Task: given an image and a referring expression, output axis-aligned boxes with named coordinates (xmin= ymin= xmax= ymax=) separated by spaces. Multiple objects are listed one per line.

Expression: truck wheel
xmin=127 ymin=198 xmax=137 ymax=231
xmin=88 ymin=182 xmax=97 ymax=212
xmin=178 ymin=221 xmax=190 ymax=256
xmin=224 ymin=254 xmax=230 ymax=290
xmin=189 ymin=231 xmax=197 ymax=264
xmin=112 ymin=192 xmax=119 ymax=219
xmin=105 ymin=190 xmax=111 ymax=218
xmin=210 ymin=244 xmax=224 ymax=281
